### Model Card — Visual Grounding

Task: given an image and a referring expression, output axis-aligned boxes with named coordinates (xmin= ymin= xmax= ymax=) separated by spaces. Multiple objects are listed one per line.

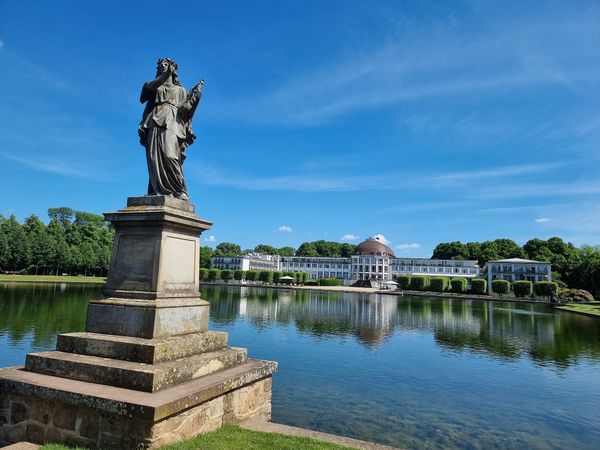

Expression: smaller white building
xmin=483 ymin=258 xmax=552 ymax=294
xmin=211 ymin=253 xmax=280 ymax=272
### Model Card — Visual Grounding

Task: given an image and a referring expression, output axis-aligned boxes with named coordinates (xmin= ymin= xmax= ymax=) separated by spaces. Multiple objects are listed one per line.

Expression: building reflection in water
xmin=205 ymin=285 xmax=600 ymax=368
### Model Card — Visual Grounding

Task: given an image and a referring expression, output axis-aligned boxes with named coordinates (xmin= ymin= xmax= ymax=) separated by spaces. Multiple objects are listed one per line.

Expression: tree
xmin=47 ymin=207 xmax=74 ymax=226
xmin=46 ymin=219 xmax=69 ymax=276
xmin=74 ymin=211 xmax=105 ymax=226
xmin=199 ymin=246 xmax=213 ymax=269
xmin=492 ymin=279 xmax=510 ymax=297
xmin=278 ymin=247 xmax=295 ymax=256
xmin=220 ymin=269 xmax=233 ymax=283
xmin=296 ymin=242 xmax=319 ymax=257
xmin=432 ymin=241 xmax=469 ymax=260
xmin=213 ymin=242 xmax=242 ymax=257
xmin=2 ymin=215 xmax=30 ymax=271
xmin=23 ymin=215 xmax=50 ymax=275
xmin=254 ymin=244 xmax=278 ymax=255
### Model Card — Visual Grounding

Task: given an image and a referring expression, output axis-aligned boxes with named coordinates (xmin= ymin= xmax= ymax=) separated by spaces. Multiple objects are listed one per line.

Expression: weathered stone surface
xmin=52 ymin=404 xmax=77 ymax=430
xmin=10 ymin=403 xmax=28 ymax=424
xmin=29 ymin=398 xmax=53 ymax=425
xmin=57 ymin=331 xmax=228 ymax=364
xmin=26 ymin=347 xmax=248 ymax=392
xmin=85 ymin=298 xmax=209 ymax=338
xmin=25 ymin=424 xmax=45 ymax=444
xmin=127 ymin=195 xmax=195 ymax=213
xmin=78 ymin=411 xmax=100 ymax=440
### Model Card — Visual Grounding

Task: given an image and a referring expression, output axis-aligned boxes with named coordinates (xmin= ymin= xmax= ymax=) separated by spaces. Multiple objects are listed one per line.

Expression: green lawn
xmin=0 ymin=274 xmax=106 ymax=284
xmin=42 ymin=425 xmax=354 ymax=450
xmin=556 ymin=303 xmax=600 ymax=318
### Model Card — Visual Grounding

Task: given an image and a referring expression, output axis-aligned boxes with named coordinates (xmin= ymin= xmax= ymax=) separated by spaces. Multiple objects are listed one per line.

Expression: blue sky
xmin=1 ymin=0 xmax=599 ymax=256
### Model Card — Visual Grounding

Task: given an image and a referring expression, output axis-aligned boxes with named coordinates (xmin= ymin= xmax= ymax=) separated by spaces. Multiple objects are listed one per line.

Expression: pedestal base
xmin=0 ymin=361 xmax=275 ymax=449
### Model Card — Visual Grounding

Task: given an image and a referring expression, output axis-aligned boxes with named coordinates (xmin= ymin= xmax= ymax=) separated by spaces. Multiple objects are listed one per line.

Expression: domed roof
xmin=354 ymin=236 xmax=395 ymax=257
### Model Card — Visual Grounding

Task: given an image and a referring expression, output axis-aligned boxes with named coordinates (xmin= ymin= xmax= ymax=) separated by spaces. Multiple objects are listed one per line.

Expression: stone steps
xmin=56 ymin=331 xmax=228 ymax=364
xmin=25 ymin=347 xmax=247 ymax=393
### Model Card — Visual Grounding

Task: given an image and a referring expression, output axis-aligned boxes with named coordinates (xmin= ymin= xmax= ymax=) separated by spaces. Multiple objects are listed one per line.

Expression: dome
xmin=354 ymin=236 xmax=395 ymax=258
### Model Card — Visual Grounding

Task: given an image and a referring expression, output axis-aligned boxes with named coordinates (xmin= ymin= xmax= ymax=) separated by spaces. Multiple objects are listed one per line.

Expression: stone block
xmin=25 ymin=424 xmax=45 ymax=444
xmin=26 ymin=347 xmax=247 ymax=392
xmin=85 ymin=298 xmax=209 ymax=338
xmin=52 ymin=404 xmax=77 ymax=430
xmin=10 ymin=403 xmax=28 ymax=424
xmin=78 ymin=411 xmax=100 ymax=440
xmin=30 ymin=398 xmax=54 ymax=425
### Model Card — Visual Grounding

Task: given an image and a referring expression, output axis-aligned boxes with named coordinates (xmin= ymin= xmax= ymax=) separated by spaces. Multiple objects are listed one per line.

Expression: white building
xmin=211 ymin=237 xmax=480 ymax=285
xmin=483 ymin=258 xmax=552 ymax=294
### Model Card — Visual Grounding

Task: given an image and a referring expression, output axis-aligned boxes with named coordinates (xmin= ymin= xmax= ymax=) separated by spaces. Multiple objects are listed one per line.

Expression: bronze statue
xmin=139 ymin=58 xmax=203 ymax=201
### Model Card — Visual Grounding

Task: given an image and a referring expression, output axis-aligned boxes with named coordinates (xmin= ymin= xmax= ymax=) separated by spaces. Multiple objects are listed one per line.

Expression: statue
xmin=139 ymin=58 xmax=203 ymax=201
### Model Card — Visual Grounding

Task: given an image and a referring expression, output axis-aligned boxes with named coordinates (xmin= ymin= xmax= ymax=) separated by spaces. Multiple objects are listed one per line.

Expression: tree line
xmin=432 ymin=237 xmax=600 ymax=294
xmin=0 ymin=207 xmax=114 ymax=276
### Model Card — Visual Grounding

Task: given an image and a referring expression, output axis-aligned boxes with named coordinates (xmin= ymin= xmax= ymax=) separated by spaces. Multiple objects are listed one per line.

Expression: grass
xmin=556 ymin=302 xmax=600 ymax=318
xmin=41 ymin=425 xmax=354 ymax=450
xmin=0 ymin=274 xmax=105 ymax=284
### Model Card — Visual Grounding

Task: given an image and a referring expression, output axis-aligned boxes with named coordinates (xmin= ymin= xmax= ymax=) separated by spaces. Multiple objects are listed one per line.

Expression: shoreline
xmin=0 ymin=275 xmax=106 ymax=285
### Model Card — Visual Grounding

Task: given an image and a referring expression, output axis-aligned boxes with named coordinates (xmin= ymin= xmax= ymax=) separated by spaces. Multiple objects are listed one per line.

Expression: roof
xmin=354 ymin=237 xmax=395 ymax=257
xmin=489 ymin=258 xmax=550 ymax=264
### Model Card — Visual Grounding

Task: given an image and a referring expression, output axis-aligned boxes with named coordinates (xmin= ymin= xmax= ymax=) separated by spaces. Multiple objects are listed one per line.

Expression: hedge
xmin=220 ymin=269 xmax=233 ymax=282
xmin=245 ymin=270 xmax=258 ymax=282
xmin=559 ymin=288 xmax=594 ymax=302
xmin=513 ymin=280 xmax=533 ymax=298
xmin=272 ymin=271 xmax=282 ymax=284
xmin=234 ymin=269 xmax=245 ymax=281
xmin=492 ymin=279 xmax=510 ymax=296
xmin=409 ymin=275 xmax=430 ymax=291
xmin=305 ymin=279 xmax=319 ymax=286
xmin=207 ymin=269 xmax=221 ymax=282
xmin=430 ymin=277 xmax=449 ymax=292
xmin=199 ymin=268 xmax=209 ymax=281
xmin=450 ymin=278 xmax=467 ymax=293
xmin=319 ymin=278 xmax=341 ymax=286
xmin=258 ymin=270 xmax=273 ymax=284
xmin=534 ymin=281 xmax=559 ymax=297
xmin=470 ymin=278 xmax=487 ymax=294
xmin=395 ymin=275 xmax=411 ymax=289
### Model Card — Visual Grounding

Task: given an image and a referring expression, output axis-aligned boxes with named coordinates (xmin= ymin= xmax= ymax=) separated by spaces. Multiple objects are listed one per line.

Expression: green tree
xmin=278 ymin=247 xmax=295 ymax=256
xmin=234 ymin=269 xmax=245 ymax=281
xmin=514 ymin=280 xmax=533 ymax=297
xmin=432 ymin=241 xmax=469 ymax=260
xmin=199 ymin=246 xmax=214 ymax=269
xmin=295 ymin=242 xmax=319 ymax=257
xmin=213 ymin=242 xmax=242 ymax=257
xmin=220 ymin=269 xmax=233 ymax=283
xmin=492 ymin=279 xmax=510 ymax=297
xmin=47 ymin=207 xmax=74 ymax=226
xmin=23 ymin=215 xmax=49 ymax=275
xmin=2 ymin=215 xmax=30 ymax=271
xmin=208 ymin=269 xmax=221 ymax=281
xmin=254 ymin=244 xmax=278 ymax=255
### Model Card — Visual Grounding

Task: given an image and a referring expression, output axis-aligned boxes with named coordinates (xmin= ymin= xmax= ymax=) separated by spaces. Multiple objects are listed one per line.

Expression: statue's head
xmin=156 ymin=58 xmax=181 ymax=85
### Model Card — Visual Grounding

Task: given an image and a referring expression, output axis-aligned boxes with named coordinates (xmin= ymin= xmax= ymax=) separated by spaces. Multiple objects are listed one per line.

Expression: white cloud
xmin=204 ymin=235 xmax=216 ymax=242
xmin=373 ymin=234 xmax=391 ymax=245
xmin=0 ymin=40 xmax=4 ymax=49
xmin=341 ymin=234 xmax=359 ymax=241
xmin=278 ymin=225 xmax=293 ymax=232
xmin=396 ymin=243 xmax=421 ymax=250
xmin=535 ymin=217 xmax=551 ymax=223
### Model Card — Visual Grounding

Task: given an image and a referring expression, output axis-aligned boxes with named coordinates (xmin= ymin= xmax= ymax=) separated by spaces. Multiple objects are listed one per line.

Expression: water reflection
xmin=204 ymin=285 xmax=600 ymax=368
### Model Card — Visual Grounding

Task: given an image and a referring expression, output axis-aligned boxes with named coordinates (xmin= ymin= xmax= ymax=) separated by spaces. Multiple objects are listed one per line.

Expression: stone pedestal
xmin=0 ymin=196 xmax=277 ymax=449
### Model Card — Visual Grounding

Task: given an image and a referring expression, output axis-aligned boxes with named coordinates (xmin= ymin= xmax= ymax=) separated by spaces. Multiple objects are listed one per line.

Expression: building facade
xmin=483 ymin=258 xmax=552 ymax=293
xmin=211 ymin=237 xmax=480 ymax=284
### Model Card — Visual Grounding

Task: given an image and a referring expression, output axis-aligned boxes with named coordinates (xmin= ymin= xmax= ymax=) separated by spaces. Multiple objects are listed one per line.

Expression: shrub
xmin=220 ymin=269 xmax=233 ymax=283
xmin=234 ymin=269 xmax=245 ymax=281
xmin=299 ymin=272 xmax=309 ymax=284
xmin=450 ymin=278 xmax=467 ymax=293
xmin=409 ymin=275 xmax=430 ymax=291
xmin=199 ymin=268 xmax=209 ymax=281
xmin=470 ymin=278 xmax=487 ymax=294
xmin=272 ymin=271 xmax=282 ymax=284
xmin=207 ymin=269 xmax=221 ymax=282
xmin=293 ymin=272 xmax=302 ymax=284
xmin=305 ymin=279 xmax=318 ymax=286
xmin=318 ymin=278 xmax=341 ymax=286
xmin=395 ymin=275 xmax=411 ymax=289
xmin=430 ymin=277 xmax=449 ymax=292
xmin=245 ymin=270 xmax=258 ymax=282
xmin=492 ymin=279 xmax=510 ymax=296
xmin=258 ymin=270 xmax=273 ymax=284
xmin=534 ymin=281 xmax=559 ymax=297
xmin=559 ymin=288 xmax=595 ymax=302
xmin=513 ymin=280 xmax=533 ymax=298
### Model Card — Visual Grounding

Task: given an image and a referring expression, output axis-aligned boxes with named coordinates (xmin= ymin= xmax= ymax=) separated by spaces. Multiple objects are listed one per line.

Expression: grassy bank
xmin=0 ymin=274 xmax=106 ymax=284
xmin=42 ymin=424 xmax=354 ymax=450
xmin=556 ymin=303 xmax=600 ymax=318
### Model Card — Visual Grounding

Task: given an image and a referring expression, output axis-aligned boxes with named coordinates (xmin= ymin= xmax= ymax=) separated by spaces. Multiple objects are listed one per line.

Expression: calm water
xmin=2 ymin=283 xmax=600 ymax=449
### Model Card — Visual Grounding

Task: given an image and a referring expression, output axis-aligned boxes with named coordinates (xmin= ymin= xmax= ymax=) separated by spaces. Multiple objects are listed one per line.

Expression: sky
xmin=1 ymin=0 xmax=599 ymax=256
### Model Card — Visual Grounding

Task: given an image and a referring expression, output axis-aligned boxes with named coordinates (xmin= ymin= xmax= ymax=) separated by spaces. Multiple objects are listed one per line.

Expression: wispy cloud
xmin=204 ymin=235 xmax=216 ymax=243
xmin=396 ymin=243 xmax=421 ymax=250
xmin=341 ymin=234 xmax=359 ymax=241
xmin=373 ymin=234 xmax=391 ymax=245
xmin=278 ymin=225 xmax=293 ymax=232
xmin=214 ymin=4 xmax=600 ymax=126
xmin=535 ymin=217 xmax=551 ymax=223
xmin=0 ymin=153 xmax=103 ymax=179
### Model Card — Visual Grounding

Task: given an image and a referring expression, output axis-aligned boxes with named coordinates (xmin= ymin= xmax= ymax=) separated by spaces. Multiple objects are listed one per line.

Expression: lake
xmin=1 ymin=282 xmax=600 ymax=449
